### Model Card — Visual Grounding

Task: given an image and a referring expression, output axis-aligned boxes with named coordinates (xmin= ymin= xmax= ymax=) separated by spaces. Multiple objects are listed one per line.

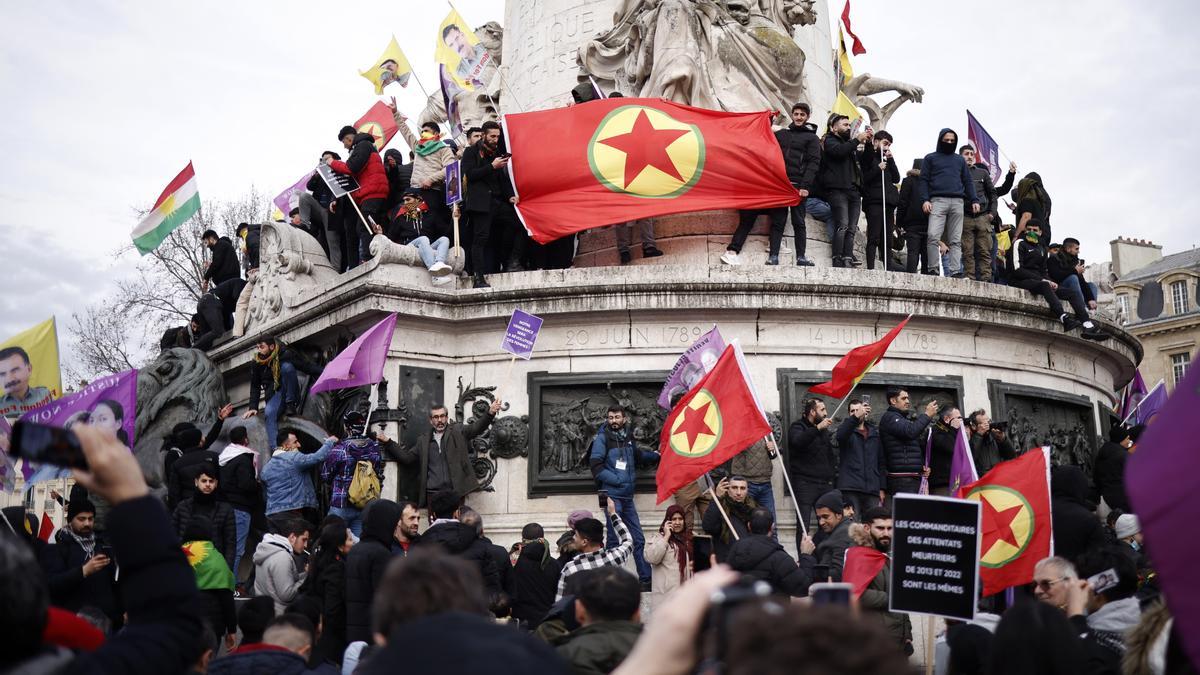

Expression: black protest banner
xmin=316 ymin=162 xmax=360 ymax=199
xmin=889 ymin=493 xmax=981 ymax=622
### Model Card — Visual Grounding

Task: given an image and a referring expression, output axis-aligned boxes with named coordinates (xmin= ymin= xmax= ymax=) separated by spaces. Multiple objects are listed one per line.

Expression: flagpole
xmin=706 ymin=486 xmax=741 ymax=542
xmin=766 ymin=435 xmax=809 ymax=538
xmin=1121 ymin=379 xmax=1165 ymax=425
xmin=828 ymin=380 xmax=865 ymax=419
xmin=407 ymin=69 xmax=433 ymax=102
xmin=880 ymin=150 xmax=888 ymax=272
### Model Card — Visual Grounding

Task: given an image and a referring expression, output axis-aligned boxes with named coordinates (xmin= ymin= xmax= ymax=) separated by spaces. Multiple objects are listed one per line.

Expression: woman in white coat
xmin=644 ymin=504 xmax=693 ymax=610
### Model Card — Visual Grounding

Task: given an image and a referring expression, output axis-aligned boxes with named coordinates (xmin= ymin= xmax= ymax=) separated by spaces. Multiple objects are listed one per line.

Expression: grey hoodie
xmin=252 ymin=532 xmax=306 ymax=615
xmin=1086 ymin=596 xmax=1141 ymax=654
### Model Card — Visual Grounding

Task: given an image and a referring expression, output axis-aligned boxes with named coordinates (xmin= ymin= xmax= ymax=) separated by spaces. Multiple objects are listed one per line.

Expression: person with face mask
xmin=817 ymin=114 xmax=869 ymax=267
xmin=916 ymin=128 xmax=979 ymax=277
xmin=1008 ymin=220 xmax=1100 ymax=336
xmin=387 ymin=98 xmax=454 ymax=234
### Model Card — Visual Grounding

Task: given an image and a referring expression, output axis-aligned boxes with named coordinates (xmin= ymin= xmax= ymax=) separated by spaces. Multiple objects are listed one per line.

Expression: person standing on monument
xmin=589 ymin=405 xmax=660 ymax=590
xmin=819 ymin=114 xmax=868 ymax=268
xmin=917 ymin=128 xmax=978 ymax=277
xmin=860 ymin=131 xmax=900 ymax=271
xmin=896 ymin=159 xmax=930 ymax=275
xmin=776 ymin=102 xmax=822 ymax=266
xmin=332 ymin=124 xmax=390 ymax=265
xmin=958 ymin=144 xmax=998 ymax=281
xmin=461 ymin=121 xmax=523 ymax=287
xmin=394 ymin=401 xmax=499 ymax=508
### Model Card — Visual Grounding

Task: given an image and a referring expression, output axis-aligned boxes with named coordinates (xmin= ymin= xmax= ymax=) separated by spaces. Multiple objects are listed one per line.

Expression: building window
xmin=1173 ymin=352 xmax=1191 ymax=387
xmin=1116 ymin=294 xmax=1131 ymax=320
xmin=1172 ymin=280 xmax=1190 ymax=315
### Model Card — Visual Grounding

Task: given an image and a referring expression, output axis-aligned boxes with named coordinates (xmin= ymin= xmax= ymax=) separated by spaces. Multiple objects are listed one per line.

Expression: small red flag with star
xmin=655 ymin=344 xmax=771 ymax=504
xmin=956 ymin=447 xmax=1053 ymax=596
xmin=503 ymin=98 xmax=799 ymax=243
xmin=809 ymin=316 xmax=911 ymax=399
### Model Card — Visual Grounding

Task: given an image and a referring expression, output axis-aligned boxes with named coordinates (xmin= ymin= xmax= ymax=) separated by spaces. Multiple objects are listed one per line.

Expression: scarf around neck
xmin=254 ymin=346 xmax=281 ymax=387
xmin=416 ymin=135 xmax=447 ymax=157
xmin=69 ymin=529 xmax=96 ymax=558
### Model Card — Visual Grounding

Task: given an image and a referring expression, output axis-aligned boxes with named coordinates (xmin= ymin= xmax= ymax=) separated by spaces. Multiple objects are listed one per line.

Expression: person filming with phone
xmin=41 ymin=493 xmax=120 ymax=626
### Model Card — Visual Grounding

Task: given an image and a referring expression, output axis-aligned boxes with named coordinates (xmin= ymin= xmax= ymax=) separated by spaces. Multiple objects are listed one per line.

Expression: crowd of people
xmin=158 ymin=93 xmax=1110 ymax=358
xmin=1 ymin=371 xmax=1188 ymax=674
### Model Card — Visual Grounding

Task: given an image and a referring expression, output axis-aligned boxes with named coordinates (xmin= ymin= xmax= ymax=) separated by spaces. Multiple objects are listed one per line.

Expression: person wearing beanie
xmin=1094 ymin=425 xmax=1134 ymax=513
xmin=40 ymin=496 xmax=120 ymax=625
xmin=331 ymin=122 xmax=389 ymax=269
xmin=812 ymin=489 xmax=853 ymax=582
xmin=566 ymin=509 xmax=593 ymax=530
xmin=165 ymin=405 xmax=234 ymax=511
xmin=916 ymin=128 xmax=979 ymax=277
xmin=200 ymin=228 xmax=241 ymax=291
xmin=556 ymin=499 xmax=633 ymax=601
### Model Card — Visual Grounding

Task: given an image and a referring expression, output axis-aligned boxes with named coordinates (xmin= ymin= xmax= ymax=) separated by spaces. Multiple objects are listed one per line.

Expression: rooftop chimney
xmin=1109 ymin=237 xmax=1162 ymax=278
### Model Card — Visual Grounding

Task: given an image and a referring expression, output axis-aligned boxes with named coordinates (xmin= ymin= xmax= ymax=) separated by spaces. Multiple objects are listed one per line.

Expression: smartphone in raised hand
xmin=10 ymin=421 xmax=88 ymax=470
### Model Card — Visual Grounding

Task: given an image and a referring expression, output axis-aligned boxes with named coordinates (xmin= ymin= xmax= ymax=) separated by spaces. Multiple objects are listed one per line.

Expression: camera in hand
xmin=10 ymin=421 xmax=88 ymax=470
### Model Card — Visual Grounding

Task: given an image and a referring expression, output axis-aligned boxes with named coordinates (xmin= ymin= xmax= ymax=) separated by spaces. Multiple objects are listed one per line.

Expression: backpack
xmin=347 ymin=460 xmax=381 ymax=508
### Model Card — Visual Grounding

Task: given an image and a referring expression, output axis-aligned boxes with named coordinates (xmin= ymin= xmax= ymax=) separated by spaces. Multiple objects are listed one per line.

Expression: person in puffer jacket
xmin=726 ymin=507 xmax=815 ymax=597
xmin=332 ymin=125 xmax=389 ymax=267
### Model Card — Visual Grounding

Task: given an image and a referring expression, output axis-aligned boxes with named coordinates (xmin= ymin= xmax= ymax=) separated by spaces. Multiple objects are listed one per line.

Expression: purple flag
xmin=1119 ymin=369 xmax=1148 ymax=421
xmin=966 ymin=110 xmax=1002 ymax=184
xmin=273 ymin=171 xmax=316 ymax=217
xmin=1135 ymin=381 xmax=1167 ymax=425
xmin=949 ymin=426 xmax=979 ymax=495
xmin=20 ymin=369 xmax=138 ymax=486
xmin=1126 ymin=363 xmax=1200 ymax=668
xmin=657 ymin=326 xmax=726 ymax=409
xmin=309 ymin=314 xmax=397 ymax=394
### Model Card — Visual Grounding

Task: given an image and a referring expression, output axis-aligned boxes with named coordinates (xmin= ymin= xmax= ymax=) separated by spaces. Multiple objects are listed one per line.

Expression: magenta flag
xmin=1126 ymin=363 xmax=1200 ymax=668
xmin=1134 ymin=381 xmax=1167 ymax=425
xmin=657 ymin=326 xmax=725 ymax=409
xmin=1119 ymin=369 xmax=1148 ymax=421
xmin=966 ymin=110 xmax=1003 ymax=184
xmin=309 ymin=314 xmax=397 ymax=394
xmin=273 ymin=171 xmax=316 ymax=216
xmin=949 ymin=426 xmax=979 ymax=495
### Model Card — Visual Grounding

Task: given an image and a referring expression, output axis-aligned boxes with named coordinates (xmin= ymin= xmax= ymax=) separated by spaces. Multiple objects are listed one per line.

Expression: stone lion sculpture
xmin=133 ymin=347 xmax=226 ymax=488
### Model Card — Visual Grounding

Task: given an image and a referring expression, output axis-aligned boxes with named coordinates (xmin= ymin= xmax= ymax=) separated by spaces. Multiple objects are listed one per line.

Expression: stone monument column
xmin=501 ymin=0 xmax=616 ymax=113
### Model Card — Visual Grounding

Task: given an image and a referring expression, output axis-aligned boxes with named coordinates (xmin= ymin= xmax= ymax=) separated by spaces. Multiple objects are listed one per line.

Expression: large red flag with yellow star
xmin=502 ymin=98 xmax=799 ymax=244
xmin=655 ymin=344 xmax=771 ymax=504
xmin=956 ymin=447 xmax=1053 ymax=596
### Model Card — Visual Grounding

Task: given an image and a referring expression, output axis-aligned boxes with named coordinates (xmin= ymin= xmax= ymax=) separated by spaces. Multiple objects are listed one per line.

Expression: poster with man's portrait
xmin=0 ymin=317 xmax=62 ymax=418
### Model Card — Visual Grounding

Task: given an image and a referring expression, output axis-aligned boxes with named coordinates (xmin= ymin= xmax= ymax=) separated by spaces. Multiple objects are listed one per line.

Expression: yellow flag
xmin=833 ymin=90 xmax=862 ymax=121
xmin=837 ymin=27 xmax=855 ymax=87
xmin=360 ymin=36 xmax=412 ymax=95
xmin=435 ymin=9 xmax=492 ymax=91
xmin=996 ymin=228 xmax=1012 ymax=253
xmin=0 ymin=317 xmax=62 ymax=416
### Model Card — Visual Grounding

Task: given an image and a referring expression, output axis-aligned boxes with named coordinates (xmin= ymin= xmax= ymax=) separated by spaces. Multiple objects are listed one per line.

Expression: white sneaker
xmin=429 ymin=261 xmax=453 ymax=276
xmin=431 ymin=275 xmax=454 ymax=286
xmin=720 ymin=250 xmax=741 ymax=265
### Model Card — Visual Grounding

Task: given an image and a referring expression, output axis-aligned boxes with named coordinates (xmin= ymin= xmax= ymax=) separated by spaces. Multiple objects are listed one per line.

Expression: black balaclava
xmin=936 ymin=128 xmax=957 ymax=154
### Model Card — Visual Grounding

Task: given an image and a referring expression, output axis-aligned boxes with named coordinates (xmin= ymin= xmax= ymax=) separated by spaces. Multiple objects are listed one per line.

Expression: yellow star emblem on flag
xmin=588 ymin=105 xmax=705 ymax=198
xmin=961 ymin=485 xmax=1035 ymax=568
xmin=668 ymin=389 xmax=723 ymax=457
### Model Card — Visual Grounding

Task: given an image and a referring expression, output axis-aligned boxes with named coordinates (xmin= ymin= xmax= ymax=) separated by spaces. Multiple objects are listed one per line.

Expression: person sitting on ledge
xmin=1008 ymin=220 xmax=1104 ymax=339
xmin=386 ymin=188 xmax=454 ymax=285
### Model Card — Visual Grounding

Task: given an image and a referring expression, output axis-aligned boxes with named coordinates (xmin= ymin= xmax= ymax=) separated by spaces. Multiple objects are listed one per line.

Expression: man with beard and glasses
xmin=40 ymin=495 xmax=119 ymax=625
xmin=460 ymin=120 xmax=524 ymax=287
xmin=917 ymin=128 xmax=979 ymax=277
xmin=855 ymin=506 xmax=913 ymax=653
xmin=395 ymin=401 xmax=499 ymax=509
xmin=590 ymin=405 xmax=660 ymax=590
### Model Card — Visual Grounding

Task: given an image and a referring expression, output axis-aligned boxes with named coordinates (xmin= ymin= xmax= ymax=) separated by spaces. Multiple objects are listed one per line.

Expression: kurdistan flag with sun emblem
xmin=131 ymin=162 xmax=200 ymax=255
xmin=502 ymin=98 xmax=799 ymax=244
xmin=655 ymin=343 xmax=771 ymax=503
xmin=182 ymin=539 xmax=236 ymax=591
xmin=956 ymin=447 xmax=1053 ymax=596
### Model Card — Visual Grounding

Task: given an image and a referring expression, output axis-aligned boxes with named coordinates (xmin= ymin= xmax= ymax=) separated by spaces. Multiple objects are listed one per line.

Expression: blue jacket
xmin=917 ymin=128 xmax=979 ymax=204
xmin=589 ymin=424 xmax=659 ymax=499
xmin=261 ymin=439 xmax=333 ymax=515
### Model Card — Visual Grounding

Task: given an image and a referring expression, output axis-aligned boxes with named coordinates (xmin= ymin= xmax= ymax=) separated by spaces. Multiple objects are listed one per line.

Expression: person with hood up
xmin=202 ymin=229 xmax=241 ymax=291
xmin=182 ymin=517 xmax=239 ymax=654
xmin=385 ymin=188 xmax=454 ymax=285
xmin=510 ymin=522 xmax=563 ymax=629
xmin=1050 ymin=464 xmax=1107 ymax=562
xmin=644 ymin=505 xmax=692 ymax=609
xmin=1013 ymin=171 xmax=1053 ymax=244
xmin=172 ymin=465 xmax=238 ymax=570
xmin=344 ymin=499 xmax=401 ymax=644
xmin=218 ymin=425 xmax=261 ymax=579
xmin=896 ymin=159 xmax=931 ymax=274
xmin=916 ymin=128 xmax=979 ymax=277
xmin=775 ymin=102 xmax=822 ymax=266
xmin=1094 ymin=425 xmax=1134 ymax=513
xmin=1071 ymin=548 xmax=1143 ymax=674
xmin=165 ymin=404 xmax=232 ymax=510
xmin=817 ymin=113 xmax=869 ymax=267
xmin=726 ymin=507 xmax=815 ymax=596
xmin=252 ymin=518 xmax=311 ymax=616
xmin=389 ymin=98 xmax=454 ymax=233
xmin=331 ymin=124 xmax=390 ymax=267
xmin=383 ymin=148 xmax=413 ymax=212
xmin=415 ymin=492 xmax=501 ymax=593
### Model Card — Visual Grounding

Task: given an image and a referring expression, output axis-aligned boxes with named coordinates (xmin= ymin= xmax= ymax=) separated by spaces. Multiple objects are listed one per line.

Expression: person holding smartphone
xmin=645 ymin=505 xmax=692 ymax=609
xmin=40 ymin=494 xmax=120 ymax=625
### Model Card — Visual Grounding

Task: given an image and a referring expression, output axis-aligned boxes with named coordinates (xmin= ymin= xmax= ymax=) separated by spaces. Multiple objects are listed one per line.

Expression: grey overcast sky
xmin=1 ymin=0 xmax=1197 ymax=346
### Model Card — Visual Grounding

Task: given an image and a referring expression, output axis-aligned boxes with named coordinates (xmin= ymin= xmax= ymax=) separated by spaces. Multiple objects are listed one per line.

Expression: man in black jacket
xmin=309 ymin=151 xmax=346 ymax=271
xmin=879 ymin=388 xmax=937 ymax=496
xmin=1093 ymin=426 xmax=1133 ymax=513
xmin=461 ymin=120 xmax=521 ymax=287
xmin=896 ymin=160 xmax=930 ymax=274
xmin=172 ymin=466 xmax=238 ymax=570
xmin=193 ymin=277 xmax=247 ymax=350
xmin=241 ymin=335 xmax=322 ymax=452
xmin=1009 ymin=221 xmax=1103 ymax=338
xmin=202 ymin=229 xmax=241 ymax=290
xmin=165 ymin=408 xmax=230 ymax=510
xmin=460 ymin=508 xmax=514 ymax=597
xmin=927 ymin=406 xmax=962 ymax=496
xmin=860 ymin=131 xmax=900 ymax=271
xmin=511 ymin=522 xmax=562 ymax=629
xmin=787 ymin=397 xmax=836 ymax=529
xmin=776 ymin=102 xmax=821 ymax=266
xmin=835 ymin=399 xmax=885 ymax=519
xmin=416 ymin=493 xmax=501 ymax=594
xmin=727 ymin=507 xmax=815 ymax=596
xmin=40 ymin=496 xmax=119 ymax=624
xmin=1048 ymin=238 xmax=1103 ymax=338
xmin=217 ymin=425 xmax=261 ymax=580
xmin=702 ymin=475 xmax=759 ymax=562
xmin=395 ymin=401 xmax=498 ymax=507
xmin=959 ymin=145 xmax=999 ymax=281
xmin=818 ymin=114 xmax=869 ymax=267
xmin=3 ymin=424 xmax=202 ymax=674
xmin=966 ymin=409 xmax=1015 ymax=475
xmin=345 ymin=499 xmax=402 ymax=644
